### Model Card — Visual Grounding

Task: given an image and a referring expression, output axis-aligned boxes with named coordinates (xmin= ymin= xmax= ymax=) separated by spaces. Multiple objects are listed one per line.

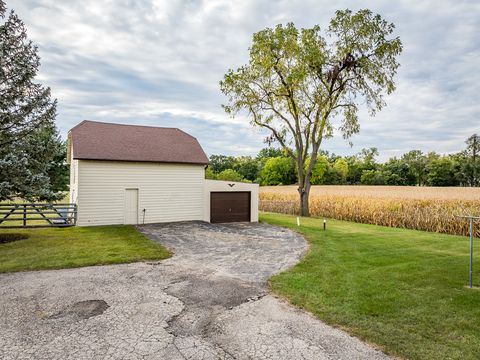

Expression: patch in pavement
xmin=165 ymin=273 xmax=265 ymax=338
xmin=50 ymin=300 xmax=109 ymax=320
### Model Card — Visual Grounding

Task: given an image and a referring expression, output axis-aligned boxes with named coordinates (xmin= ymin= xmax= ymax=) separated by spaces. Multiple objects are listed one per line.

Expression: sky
xmin=9 ymin=0 xmax=480 ymax=161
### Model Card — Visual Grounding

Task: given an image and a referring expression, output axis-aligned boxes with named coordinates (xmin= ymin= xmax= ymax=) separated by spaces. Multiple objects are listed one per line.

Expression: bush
xmin=216 ymin=169 xmax=246 ymax=182
xmin=205 ymin=167 xmax=217 ymax=180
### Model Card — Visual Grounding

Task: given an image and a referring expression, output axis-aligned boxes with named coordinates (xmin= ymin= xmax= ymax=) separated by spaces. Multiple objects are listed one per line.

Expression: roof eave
xmin=73 ymin=157 xmax=209 ymax=166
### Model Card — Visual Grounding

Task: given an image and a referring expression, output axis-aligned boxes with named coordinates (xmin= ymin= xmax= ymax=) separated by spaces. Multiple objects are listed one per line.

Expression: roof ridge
xmin=68 ymin=119 xmax=89 ymax=133
xmin=80 ymin=120 xmax=181 ymax=131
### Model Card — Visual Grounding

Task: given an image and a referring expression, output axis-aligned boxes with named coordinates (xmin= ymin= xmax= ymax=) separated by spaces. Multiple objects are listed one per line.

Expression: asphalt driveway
xmin=0 ymin=222 xmax=388 ymax=359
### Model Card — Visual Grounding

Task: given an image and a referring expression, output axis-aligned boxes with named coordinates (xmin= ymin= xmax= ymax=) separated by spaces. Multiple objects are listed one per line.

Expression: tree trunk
xmin=300 ymin=191 xmax=309 ymax=216
xmin=473 ymin=137 xmax=477 ymax=187
xmin=298 ymin=183 xmax=311 ymax=217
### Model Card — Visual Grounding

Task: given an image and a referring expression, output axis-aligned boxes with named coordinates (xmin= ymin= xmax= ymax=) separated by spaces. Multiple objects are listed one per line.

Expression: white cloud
xmin=8 ymin=0 xmax=480 ymax=159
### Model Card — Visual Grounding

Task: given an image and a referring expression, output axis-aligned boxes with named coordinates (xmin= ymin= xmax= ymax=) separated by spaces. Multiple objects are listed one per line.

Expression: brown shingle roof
xmin=69 ymin=120 xmax=208 ymax=165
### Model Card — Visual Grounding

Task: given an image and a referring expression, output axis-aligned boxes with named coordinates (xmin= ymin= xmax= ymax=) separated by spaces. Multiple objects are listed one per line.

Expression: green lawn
xmin=0 ymin=225 xmax=171 ymax=273
xmin=261 ymin=212 xmax=480 ymax=360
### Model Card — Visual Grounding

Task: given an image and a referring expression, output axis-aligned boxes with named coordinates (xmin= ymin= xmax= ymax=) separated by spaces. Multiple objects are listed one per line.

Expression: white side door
xmin=124 ymin=189 xmax=139 ymax=225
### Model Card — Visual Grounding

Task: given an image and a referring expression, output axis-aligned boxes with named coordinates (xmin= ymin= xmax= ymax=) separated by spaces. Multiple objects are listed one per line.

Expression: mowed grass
xmin=261 ymin=212 xmax=480 ymax=360
xmin=0 ymin=226 xmax=171 ymax=273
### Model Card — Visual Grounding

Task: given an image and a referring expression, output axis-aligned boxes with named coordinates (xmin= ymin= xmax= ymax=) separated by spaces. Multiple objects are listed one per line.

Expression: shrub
xmin=216 ymin=169 xmax=246 ymax=182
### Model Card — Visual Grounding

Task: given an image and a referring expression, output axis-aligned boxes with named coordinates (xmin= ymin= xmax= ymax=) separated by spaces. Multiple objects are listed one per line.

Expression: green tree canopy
xmin=333 ymin=158 xmax=349 ymax=183
xmin=260 ymin=157 xmax=296 ymax=185
xmin=256 ymin=147 xmax=284 ymax=160
xmin=360 ymin=169 xmax=385 ymax=185
xmin=233 ymin=156 xmax=259 ymax=182
xmin=308 ymin=156 xmax=329 ymax=185
xmin=221 ymin=9 xmax=402 ymax=215
xmin=427 ymin=157 xmax=459 ymax=187
xmin=465 ymin=134 xmax=479 ymax=186
xmin=216 ymin=169 xmax=246 ymax=182
xmin=208 ymin=155 xmax=236 ymax=174
xmin=401 ymin=150 xmax=428 ymax=186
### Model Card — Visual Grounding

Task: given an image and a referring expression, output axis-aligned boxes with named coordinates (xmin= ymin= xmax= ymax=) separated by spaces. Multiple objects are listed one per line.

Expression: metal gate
xmin=0 ymin=203 xmax=77 ymax=228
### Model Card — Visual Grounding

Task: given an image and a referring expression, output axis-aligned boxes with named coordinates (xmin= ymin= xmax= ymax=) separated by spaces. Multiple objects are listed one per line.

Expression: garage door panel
xmin=210 ymin=192 xmax=250 ymax=223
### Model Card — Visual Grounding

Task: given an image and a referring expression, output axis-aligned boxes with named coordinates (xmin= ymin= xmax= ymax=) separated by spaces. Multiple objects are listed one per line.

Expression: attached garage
xmin=204 ymin=180 xmax=259 ymax=223
xmin=68 ymin=120 xmax=258 ymax=226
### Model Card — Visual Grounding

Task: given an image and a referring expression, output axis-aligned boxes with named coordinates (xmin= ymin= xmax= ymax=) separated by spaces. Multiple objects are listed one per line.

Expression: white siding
xmin=76 ymin=160 xmax=205 ymax=226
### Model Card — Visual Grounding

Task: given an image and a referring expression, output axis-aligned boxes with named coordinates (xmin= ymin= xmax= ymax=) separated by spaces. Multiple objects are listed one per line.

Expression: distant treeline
xmin=206 ymin=134 xmax=480 ymax=187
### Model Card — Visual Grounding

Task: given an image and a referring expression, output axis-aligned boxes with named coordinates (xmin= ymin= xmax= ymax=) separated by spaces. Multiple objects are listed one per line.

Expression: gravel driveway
xmin=0 ymin=221 xmax=388 ymax=360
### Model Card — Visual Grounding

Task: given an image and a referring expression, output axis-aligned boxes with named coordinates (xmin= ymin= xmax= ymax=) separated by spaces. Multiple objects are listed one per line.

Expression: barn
xmin=67 ymin=120 xmax=258 ymax=226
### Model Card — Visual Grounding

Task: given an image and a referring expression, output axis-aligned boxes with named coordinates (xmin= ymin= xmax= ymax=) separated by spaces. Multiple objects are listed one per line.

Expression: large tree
xmin=221 ymin=9 xmax=402 ymax=215
xmin=401 ymin=150 xmax=428 ymax=186
xmin=0 ymin=0 xmax=62 ymax=201
xmin=465 ymin=134 xmax=479 ymax=186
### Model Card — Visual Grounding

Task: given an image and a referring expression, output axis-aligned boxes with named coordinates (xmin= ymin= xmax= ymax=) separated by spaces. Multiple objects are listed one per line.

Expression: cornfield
xmin=260 ymin=186 xmax=480 ymax=237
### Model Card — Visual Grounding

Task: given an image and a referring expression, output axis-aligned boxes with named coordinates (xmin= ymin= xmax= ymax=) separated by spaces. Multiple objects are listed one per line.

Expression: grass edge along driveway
xmin=0 ymin=225 xmax=171 ymax=273
xmin=261 ymin=212 xmax=480 ymax=360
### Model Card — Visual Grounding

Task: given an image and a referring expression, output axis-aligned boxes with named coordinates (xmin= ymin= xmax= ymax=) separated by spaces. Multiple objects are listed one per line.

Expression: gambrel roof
xmin=69 ymin=120 xmax=208 ymax=165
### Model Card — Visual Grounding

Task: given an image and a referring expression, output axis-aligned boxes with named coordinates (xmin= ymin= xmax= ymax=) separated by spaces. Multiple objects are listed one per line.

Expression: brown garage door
xmin=210 ymin=192 xmax=251 ymax=223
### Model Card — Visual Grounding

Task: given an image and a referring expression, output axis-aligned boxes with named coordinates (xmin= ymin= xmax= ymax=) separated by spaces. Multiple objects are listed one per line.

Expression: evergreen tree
xmin=0 ymin=0 xmax=62 ymax=201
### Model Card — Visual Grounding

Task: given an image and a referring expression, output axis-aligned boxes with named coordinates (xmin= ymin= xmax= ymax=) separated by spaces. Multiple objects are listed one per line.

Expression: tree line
xmin=206 ymin=134 xmax=480 ymax=187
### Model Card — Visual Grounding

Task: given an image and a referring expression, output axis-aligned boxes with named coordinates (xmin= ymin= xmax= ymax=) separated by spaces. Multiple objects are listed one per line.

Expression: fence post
xmin=456 ymin=215 xmax=480 ymax=289
xmin=74 ymin=204 xmax=77 ymax=226
xmin=23 ymin=204 xmax=26 ymax=227
xmin=470 ymin=217 xmax=474 ymax=289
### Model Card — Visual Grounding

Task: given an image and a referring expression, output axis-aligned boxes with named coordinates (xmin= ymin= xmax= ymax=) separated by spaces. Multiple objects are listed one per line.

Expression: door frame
xmin=210 ymin=191 xmax=251 ymax=223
